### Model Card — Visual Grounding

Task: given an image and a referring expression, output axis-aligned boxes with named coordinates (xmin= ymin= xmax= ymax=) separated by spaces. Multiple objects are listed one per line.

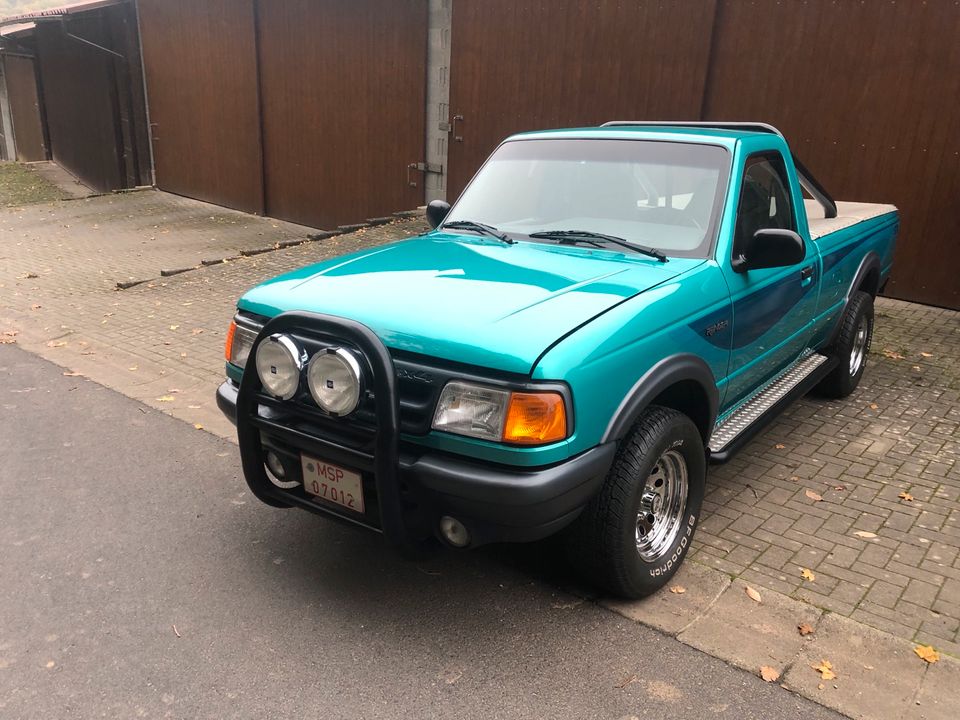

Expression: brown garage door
xmin=257 ymin=0 xmax=427 ymax=229
xmin=4 ymin=54 xmax=47 ymax=162
xmin=446 ymin=0 xmax=718 ymax=199
xmin=137 ymin=0 xmax=263 ymax=214
xmin=703 ymin=0 xmax=960 ymax=311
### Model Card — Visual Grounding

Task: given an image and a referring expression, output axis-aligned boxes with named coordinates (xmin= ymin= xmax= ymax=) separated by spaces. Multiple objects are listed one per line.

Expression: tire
xmin=566 ymin=406 xmax=706 ymax=598
xmin=815 ymin=291 xmax=874 ymax=399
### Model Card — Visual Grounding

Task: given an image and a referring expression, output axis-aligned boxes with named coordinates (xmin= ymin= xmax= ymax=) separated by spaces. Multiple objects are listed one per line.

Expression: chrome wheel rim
xmin=635 ymin=449 xmax=688 ymax=562
xmin=849 ymin=316 xmax=869 ymax=376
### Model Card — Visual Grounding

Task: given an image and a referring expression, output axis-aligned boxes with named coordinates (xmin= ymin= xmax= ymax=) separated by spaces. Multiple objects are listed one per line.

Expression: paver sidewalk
xmin=2 ymin=189 xmax=958 ymax=719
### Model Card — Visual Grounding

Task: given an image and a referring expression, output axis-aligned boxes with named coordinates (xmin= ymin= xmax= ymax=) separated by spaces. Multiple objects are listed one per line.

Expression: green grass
xmin=0 ymin=162 xmax=66 ymax=207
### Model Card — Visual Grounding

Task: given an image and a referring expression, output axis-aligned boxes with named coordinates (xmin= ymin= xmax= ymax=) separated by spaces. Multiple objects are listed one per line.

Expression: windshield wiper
xmin=529 ymin=230 xmax=667 ymax=262
xmin=442 ymin=220 xmax=515 ymax=244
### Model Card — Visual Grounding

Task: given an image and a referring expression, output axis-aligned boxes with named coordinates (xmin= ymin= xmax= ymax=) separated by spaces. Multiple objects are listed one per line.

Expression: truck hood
xmin=238 ymin=233 xmax=700 ymax=374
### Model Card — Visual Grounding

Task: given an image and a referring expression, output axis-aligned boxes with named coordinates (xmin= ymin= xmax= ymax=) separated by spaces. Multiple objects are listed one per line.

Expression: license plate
xmin=300 ymin=454 xmax=365 ymax=514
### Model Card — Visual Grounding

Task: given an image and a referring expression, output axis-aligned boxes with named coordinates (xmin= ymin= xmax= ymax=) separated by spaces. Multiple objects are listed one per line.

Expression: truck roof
xmin=509 ymin=122 xmax=783 ymax=148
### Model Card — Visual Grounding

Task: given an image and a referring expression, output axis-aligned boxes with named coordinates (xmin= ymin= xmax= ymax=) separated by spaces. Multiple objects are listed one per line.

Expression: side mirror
xmin=732 ymin=228 xmax=805 ymax=273
xmin=426 ymin=199 xmax=451 ymax=230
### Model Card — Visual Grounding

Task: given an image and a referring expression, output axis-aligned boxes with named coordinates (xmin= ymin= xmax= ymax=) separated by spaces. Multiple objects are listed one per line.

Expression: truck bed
xmin=804 ymin=199 xmax=897 ymax=240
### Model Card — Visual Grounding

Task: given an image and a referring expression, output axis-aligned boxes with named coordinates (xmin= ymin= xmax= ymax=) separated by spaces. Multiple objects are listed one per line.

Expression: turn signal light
xmin=224 ymin=321 xmax=237 ymax=362
xmin=502 ymin=392 xmax=567 ymax=445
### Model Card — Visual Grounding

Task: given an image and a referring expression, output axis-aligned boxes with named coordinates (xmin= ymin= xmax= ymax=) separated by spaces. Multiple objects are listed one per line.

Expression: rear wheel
xmin=567 ymin=406 xmax=705 ymax=598
xmin=816 ymin=291 xmax=874 ymax=399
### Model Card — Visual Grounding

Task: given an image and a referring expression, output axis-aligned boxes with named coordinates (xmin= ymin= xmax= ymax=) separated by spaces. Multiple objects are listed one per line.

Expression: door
xmin=722 ymin=151 xmax=820 ymax=408
xmin=137 ymin=0 xmax=263 ymax=213
xmin=3 ymin=55 xmax=46 ymax=162
xmin=256 ymin=0 xmax=426 ymax=229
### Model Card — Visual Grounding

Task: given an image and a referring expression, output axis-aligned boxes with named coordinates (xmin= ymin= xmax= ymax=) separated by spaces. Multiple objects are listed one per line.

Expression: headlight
xmin=255 ymin=334 xmax=303 ymax=400
xmin=432 ymin=382 xmax=509 ymax=441
xmin=432 ymin=382 xmax=568 ymax=445
xmin=307 ymin=348 xmax=362 ymax=416
xmin=225 ymin=320 xmax=259 ymax=368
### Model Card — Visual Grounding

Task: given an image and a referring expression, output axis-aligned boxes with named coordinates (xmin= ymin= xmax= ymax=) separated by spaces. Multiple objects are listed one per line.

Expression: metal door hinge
xmin=407 ymin=162 xmax=444 ymax=187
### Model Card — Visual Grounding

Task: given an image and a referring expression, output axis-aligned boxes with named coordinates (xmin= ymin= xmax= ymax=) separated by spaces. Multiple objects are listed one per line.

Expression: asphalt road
xmin=0 ymin=344 xmax=845 ymax=720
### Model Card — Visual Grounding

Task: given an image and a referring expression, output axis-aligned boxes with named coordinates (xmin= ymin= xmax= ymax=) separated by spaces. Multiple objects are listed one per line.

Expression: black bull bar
xmin=234 ymin=311 xmax=408 ymax=547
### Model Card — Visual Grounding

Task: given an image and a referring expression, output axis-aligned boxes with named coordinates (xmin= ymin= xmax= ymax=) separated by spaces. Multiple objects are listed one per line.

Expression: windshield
xmin=444 ymin=139 xmax=730 ymax=258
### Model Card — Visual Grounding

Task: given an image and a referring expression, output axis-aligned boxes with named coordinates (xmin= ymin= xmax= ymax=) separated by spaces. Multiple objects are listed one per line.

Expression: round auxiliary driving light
xmin=307 ymin=348 xmax=362 ymax=416
xmin=255 ymin=334 xmax=303 ymax=400
xmin=439 ymin=516 xmax=471 ymax=548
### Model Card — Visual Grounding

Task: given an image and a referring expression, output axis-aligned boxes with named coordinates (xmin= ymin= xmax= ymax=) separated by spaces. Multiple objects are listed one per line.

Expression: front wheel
xmin=566 ymin=406 xmax=705 ymax=598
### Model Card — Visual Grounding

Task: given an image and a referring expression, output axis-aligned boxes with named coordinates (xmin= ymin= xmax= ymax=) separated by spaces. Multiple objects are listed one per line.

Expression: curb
xmin=601 ymin=559 xmax=958 ymax=720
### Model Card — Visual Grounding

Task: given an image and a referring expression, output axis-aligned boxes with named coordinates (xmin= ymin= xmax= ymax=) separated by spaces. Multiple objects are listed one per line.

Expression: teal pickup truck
xmin=217 ymin=122 xmax=898 ymax=598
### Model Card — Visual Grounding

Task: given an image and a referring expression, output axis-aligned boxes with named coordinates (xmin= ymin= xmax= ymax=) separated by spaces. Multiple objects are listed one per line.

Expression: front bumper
xmin=218 ymin=378 xmax=615 ymax=546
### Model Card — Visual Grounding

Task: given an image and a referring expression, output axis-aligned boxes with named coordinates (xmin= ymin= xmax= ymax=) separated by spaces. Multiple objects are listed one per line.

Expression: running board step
xmin=708 ymin=353 xmax=834 ymax=463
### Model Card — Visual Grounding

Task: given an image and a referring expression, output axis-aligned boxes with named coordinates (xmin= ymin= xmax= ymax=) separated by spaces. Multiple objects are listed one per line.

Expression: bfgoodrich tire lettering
xmin=566 ymin=406 xmax=706 ymax=598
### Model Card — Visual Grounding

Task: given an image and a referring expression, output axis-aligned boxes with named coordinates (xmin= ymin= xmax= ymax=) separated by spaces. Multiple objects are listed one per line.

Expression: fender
xmin=602 ymin=353 xmax=719 ymax=444
xmin=826 ymin=251 xmax=881 ymax=347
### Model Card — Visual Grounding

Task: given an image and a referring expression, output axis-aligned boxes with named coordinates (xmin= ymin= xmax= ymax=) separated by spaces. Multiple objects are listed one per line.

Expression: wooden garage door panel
xmin=446 ymin=0 xmax=718 ymax=199
xmin=4 ymin=55 xmax=46 ymax=163
xmin=704 ymin=0 xmax=960 ymax=310
xmin=138 ymin=0 xmax=262 ymax=213
xmin=257 ymin=0 xmax=427 ymax=229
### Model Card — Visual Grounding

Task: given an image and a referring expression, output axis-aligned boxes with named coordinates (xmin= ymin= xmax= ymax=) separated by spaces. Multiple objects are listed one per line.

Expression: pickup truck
xmin=217 ymin=122 xmax=898 ymax=598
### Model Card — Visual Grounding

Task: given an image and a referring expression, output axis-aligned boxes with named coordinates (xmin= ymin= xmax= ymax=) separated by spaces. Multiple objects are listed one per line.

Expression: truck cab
xmin=218 ymin=122 xmax=898 ymax=598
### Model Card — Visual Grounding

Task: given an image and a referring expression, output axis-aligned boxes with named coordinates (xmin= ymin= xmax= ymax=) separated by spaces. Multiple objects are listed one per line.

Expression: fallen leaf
xmin=813 ymin=660 xmax=836 ymax=681
xmin=798 ymin=623 xmax=815 ymax=636
xmin=745 ymin=585 xmax=762 ymax=603
xmin=789 ymin=475 xmax=800 ymax=482
xmin=759 ymin=666 xmax=780 ymax=682
xmin=156 ymin=396 xmax=176 ymax=403
xmin=46 ymin=340 xmax=67 ymax=348
xmin=669 ymin=585 xmax=686 ymax=594
xmin=775 ymin=443 xmax=786 ymax=449
xmin=818 ymin=683 xmax=825 ymax=690
xmin=62 ymin=372 xmax=82 ymax=377
xmin=882 ymin=349 xmax=904 ymax=360
xmin=2 ymin=330 xmax=17 ymax=337
xmin=194 ymin=424 xmax=204 ymax=430
xmin=0 ymin=336 xmax=15 ymax=344
xmin=919 ymin=352 xmax=933 ymax=358
xmin=801 ymin=568 xmax=816 ymax=582
xmin=169 ymin=325 xmax=179 ymax=331
xmin=128 ymin=365 xmax=138 ymax=371
xmin=898 ymin=491 xmax=914 ymax=502
xmin=20 ymin=272 xmax=39 ymax=279
xmin=834 ymin=485 xmax=846 ymax=491
xmin=914 ymin=645 xmax=939 ymax=663
xmin=805 ymin=489 xmax=823 ymax=502
xmin=854 ymin=531 xmax=878 ymax=539
xmin=869 ymin=403 xmax=879 ymax=410
xmin=188 ymin=404 xmax=202 ymax=409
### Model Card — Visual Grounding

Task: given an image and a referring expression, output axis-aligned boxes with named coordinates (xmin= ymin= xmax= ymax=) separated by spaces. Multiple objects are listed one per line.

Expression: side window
xmin=733 ymin=152 xmax=796 ymax=257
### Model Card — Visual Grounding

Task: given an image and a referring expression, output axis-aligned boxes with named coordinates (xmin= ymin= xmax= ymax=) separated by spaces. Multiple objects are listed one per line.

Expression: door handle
xmin=800 ymin=266 xmax=814 ymax=284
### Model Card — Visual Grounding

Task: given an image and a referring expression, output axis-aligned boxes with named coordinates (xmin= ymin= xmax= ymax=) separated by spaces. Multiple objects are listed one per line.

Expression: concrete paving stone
xmin=678 ymin=579 xmax=822 ymax=675
xmin=783 ymin=613 xmax=928 ymax=720
xmin=915 ymin=654 xmax=960 ymax=720
xmin=601 ymin=561 xmax=730 ymax=636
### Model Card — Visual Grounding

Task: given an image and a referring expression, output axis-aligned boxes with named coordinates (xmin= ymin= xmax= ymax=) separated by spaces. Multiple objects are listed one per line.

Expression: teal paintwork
xmin=230 ymin=125 xmax=898 ymax=468
xmin=238 ymin=234 xmax=695 ymax=375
